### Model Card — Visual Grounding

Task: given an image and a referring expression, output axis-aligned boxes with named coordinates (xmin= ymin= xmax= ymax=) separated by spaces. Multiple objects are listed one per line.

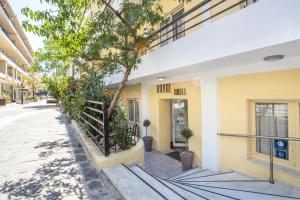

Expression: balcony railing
xmin=0 ymin=27 xmax=31 ymax=67
xmin=0 ymin=2 xmax=33 ymax=57
xmin=142 ymin=0 xmax=257 ymax=55
xmin=0 ymin=47 xmax=26 ymax=73
xmin=78 ymin=100 xmax=140 ymax=156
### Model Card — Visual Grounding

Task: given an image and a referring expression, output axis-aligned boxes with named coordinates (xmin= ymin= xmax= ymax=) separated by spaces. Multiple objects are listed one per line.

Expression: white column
xmin=200 ymin=76 xmax=220 ymax=171
xmin=141 ymin=82 xmax=150 ymax=137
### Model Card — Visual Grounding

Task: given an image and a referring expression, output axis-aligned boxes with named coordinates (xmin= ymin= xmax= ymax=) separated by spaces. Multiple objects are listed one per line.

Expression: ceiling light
xmin=157 ymin=77 xmax=166 ymax=81
xmin=263 ymin=55 xmax=284 ymax=62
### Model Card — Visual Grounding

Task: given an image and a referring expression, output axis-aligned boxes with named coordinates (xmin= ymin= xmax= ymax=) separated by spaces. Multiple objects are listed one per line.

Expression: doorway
xmin=171 ymin=99 xmax=188 ymax=147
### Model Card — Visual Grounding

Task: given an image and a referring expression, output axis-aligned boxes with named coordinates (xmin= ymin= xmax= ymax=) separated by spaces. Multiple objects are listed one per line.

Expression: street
xmin=0 ymin=101 xmax=119 ymax=200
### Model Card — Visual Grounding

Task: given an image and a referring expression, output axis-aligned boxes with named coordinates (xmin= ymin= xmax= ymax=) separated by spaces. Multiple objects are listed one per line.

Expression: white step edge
xmin=168 ymin=167 xmax=213 ymax=181
xmin=130 ymin=165 xmax=184 ymax=200
xmin=102 ymin=165 xmax=165 ymax=200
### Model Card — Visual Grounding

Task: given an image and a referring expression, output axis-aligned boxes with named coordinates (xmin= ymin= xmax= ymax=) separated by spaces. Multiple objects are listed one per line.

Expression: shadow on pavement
xmin=0 ymin=157 xmax=87 ymax=199
xmin=23 ymin=104 xmax=58 ymax=110
xmin=34 ymin=139 xmax=70 ymax=158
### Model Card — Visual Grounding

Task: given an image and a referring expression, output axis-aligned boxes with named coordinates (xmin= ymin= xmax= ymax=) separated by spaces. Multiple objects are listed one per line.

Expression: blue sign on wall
xmin=275 ymin=139 xmax=288 ymax=150
xmin=274 ymin=140 xmax=288 ymax=160
xmin=276 ymin=150 xmax=288 ymax=160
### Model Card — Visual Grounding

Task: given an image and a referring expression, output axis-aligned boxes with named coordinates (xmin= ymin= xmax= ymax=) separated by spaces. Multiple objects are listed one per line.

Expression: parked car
xmin=46 ymin=95 xmax=57 ymax=104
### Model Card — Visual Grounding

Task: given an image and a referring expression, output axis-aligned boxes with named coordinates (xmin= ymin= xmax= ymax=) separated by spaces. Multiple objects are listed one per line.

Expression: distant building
xmin=0 ymin=0 xmax=34 ymax=102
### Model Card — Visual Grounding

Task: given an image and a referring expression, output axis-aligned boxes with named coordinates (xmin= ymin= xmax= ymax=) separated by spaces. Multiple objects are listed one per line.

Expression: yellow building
xmin=108 ymin=0 xmax=300 ymax=186
xmin=0 ymin=0 xmax=34 ymax=103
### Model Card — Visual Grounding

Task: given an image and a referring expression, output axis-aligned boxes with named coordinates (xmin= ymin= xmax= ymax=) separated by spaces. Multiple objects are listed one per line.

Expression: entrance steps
xmin=102 ymin=164 xmax=300 ymax=200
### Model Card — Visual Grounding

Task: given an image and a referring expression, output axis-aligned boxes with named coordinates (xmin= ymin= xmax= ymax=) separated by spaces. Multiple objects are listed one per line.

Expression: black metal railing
xmin=146 ymin=0 xmax=255 ymax=53
xmin=218 ymin=133 xmax=300 ymax=184
xmin=78 ymin=100 xmax=140 ymax=156
xmin=79 ymin=100 xmax=110 ymax=156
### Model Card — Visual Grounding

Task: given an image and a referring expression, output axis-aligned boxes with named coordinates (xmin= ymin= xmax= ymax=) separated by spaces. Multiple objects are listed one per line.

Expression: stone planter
xmin=180 ymin=151 xmax=194 ymax=171
xmin=143 ymin=136 xmax=153 ymax=152
xmin=0 ymin=98 xmax=6 ymax=106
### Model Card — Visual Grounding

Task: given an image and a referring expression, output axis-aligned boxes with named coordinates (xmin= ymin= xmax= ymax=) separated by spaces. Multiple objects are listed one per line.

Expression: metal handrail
xmin=86 ymin=106 xmax=104 ymax=114
xmin=148 ymin=0 xmax=250 ymax=51
xmin=218 ymin=133 xmax=300 ymax=141
xmin=218 ymin=133 xmax=300 ymax=184
xmin=86 ymin=100 xmax=104 ymax=105
xmin=82 ymin=111 xmax=104 ymax=125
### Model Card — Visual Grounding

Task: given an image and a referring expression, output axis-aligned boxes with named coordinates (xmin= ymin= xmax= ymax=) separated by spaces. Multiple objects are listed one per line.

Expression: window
xmin=172 ymin=9 xmax=185 ymax=41
xmin=242 ymin=0 xmax=259 ymax=8
xmin=250 ymin=100 xmax=300 ymax=168
xmin=160 ymin=17 xmax=171 ymax=47
xmin=128 ymin=99 xmax=139 ymax=122
xmin=160 ymin=8 xmax=185 ymax=46
xmin=255 ymin=103 xmax=288 ymax=159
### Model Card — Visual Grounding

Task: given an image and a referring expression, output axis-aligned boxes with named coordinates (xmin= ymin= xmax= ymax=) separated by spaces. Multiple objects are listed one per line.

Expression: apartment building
xmin=107 ymin=0 xmax=300 ymax=186
xmin=0 ymin=0 xmax=33 ymax=103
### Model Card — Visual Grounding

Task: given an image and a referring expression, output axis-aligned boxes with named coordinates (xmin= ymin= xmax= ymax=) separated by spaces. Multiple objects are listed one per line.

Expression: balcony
xmin=0 ymin=48 xmax=28 ymax=77
xmin=0 ymin=2 xmax=33 ymax=64
xmin=0 ymin=27 xmax=31 ymax=68
xmin=107 ymin=0 xmax=300 ymax=85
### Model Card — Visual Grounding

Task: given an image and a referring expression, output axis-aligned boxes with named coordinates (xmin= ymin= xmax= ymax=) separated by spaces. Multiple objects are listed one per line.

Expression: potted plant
xmin=180 ymin=127 xmax=194 ymax=171
xmin=143 ymin=119 xmax=153 ymax=152
xmin=0 ymin=93 xmax=10 ymax=106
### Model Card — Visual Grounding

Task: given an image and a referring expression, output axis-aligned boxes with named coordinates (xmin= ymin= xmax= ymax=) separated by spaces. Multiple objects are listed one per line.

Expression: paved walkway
xmin=145 ymin=150 xmax=182 ymax=178
xmin=0 ymin=101 xmax=120 ymax=200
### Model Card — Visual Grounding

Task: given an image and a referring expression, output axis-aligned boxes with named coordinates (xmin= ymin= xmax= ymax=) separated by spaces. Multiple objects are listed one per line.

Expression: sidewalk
xmin=0 ymin=101 xmax=120 ymax=200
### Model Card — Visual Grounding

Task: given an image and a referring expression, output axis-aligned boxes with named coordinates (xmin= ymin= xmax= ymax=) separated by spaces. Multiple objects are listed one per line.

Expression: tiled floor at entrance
xmin=144 ymin=150 xmax=183 ymax=178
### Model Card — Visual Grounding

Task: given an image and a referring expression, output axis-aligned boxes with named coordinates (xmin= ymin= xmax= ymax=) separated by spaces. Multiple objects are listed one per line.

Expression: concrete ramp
xmin=103 ymin=164 xmax=300 ymax=200
xmin=102 ymin=165 xmax=183 ymax=200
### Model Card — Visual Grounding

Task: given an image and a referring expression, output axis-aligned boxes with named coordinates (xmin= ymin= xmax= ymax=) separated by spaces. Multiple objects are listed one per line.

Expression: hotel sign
xmin=157 ymin=83 xmax=187 ymax=95
xmin=157 ymin=84 xmax=171 ymax=93
xmin=174 ymin=88 xmax=186 ymax=95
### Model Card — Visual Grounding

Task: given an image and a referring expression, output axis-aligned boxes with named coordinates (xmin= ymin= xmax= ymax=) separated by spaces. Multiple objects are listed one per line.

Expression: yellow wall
xmin=211 ymin=0 xmax=243 ymax=22
xmin=148 ymin=81 xmax=202 ymax=166
xmin=109 ymin=84 xmax=141 ymax=121
xmin=72 ymin=120 xmax=144 ymax=169
xmin=219 ymin=68 xmax=300 ymax=186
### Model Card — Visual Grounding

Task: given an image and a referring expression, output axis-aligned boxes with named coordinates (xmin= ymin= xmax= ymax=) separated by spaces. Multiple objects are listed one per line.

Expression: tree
xmin=23 ymin=75 xmax=40 ymax=99
xmin=22 ymin=0 xmax=189 ymax=119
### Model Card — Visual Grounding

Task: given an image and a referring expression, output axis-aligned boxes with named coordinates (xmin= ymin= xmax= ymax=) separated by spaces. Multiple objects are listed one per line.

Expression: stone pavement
xmin=0 ymin=101 xmax=120 ymax=200
xmin=144 ymin=150 xmax=182 ymax=179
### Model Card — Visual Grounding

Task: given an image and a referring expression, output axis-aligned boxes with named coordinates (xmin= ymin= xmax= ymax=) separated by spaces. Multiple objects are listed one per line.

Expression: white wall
xmin=106 ymin=0 xmax=300 ymax=85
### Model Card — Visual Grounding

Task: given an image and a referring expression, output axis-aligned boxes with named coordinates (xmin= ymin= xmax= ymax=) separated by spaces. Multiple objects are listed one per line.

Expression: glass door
xmin=171 ymin=99 xmax=188 ymax=147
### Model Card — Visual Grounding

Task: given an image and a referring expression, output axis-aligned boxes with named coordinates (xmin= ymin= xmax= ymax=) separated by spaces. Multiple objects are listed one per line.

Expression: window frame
xmin=172 ymin=8 xmax=185 ymax=41
xmin=160 ymin=17 xmax=171 ymax=47
xmin=128 ymin=98 xmax=140 ymax=123
xmin=159 ymin=7 xmax=185 ymax=46
xmin=249 ymin=100 xmax=300 ymax=169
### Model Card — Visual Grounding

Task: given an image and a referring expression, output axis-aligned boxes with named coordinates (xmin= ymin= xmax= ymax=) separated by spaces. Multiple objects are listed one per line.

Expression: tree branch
xmin=99 ymin=0 xmax=137 ymax=42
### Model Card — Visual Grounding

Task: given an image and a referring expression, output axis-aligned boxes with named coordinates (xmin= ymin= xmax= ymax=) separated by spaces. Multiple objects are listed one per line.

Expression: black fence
xmin=79 ymin=100 xmax=140 ymax=156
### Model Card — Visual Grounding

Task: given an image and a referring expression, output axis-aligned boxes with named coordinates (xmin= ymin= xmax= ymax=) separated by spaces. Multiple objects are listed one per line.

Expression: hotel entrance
xmin=171 ymin=99 xmax=188 ymax=147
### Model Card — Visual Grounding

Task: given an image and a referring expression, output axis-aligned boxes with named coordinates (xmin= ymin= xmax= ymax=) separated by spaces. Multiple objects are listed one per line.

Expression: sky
xmin=9 ymin=0 xmax=52 ymax=51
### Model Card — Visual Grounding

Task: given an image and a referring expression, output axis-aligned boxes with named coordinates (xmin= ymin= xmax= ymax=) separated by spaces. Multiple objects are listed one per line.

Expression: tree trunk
xmin=107 ymin=67 xmax=131 ymax=119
